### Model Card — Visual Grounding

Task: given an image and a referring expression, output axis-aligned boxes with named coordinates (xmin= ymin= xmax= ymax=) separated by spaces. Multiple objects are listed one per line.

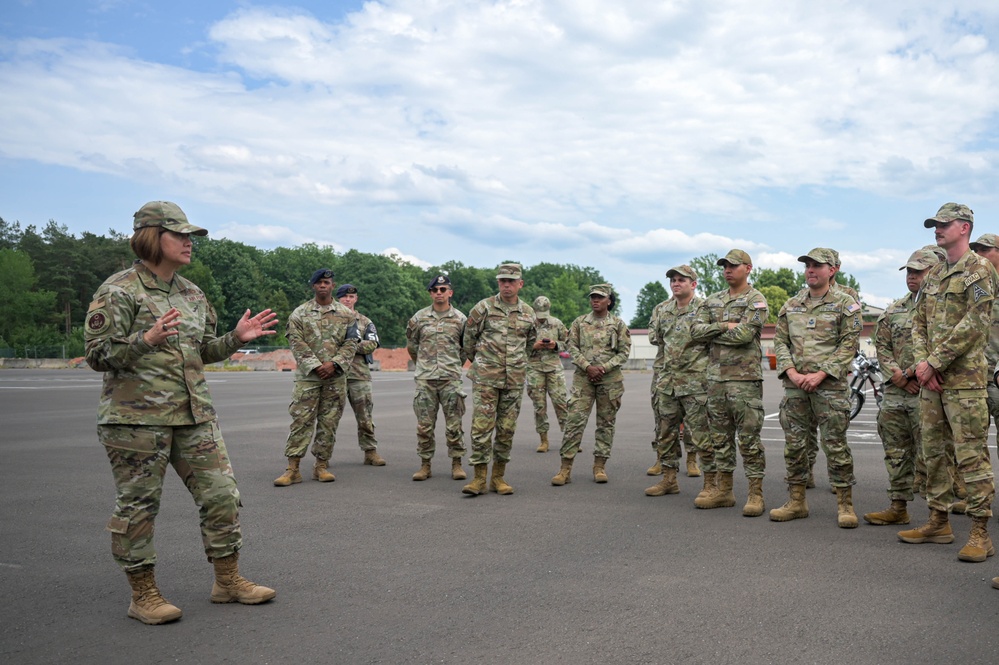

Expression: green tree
xmin=836 ymin=271 xmax=862 ymax=298
xmin=754 ymin=267 xmax=803 ymax=294
xmin=192 ymin=237 xmax=266 ymax=332
xmin=689 ymin=254 xmax=727 ymax=296
xmin=630 ymin=281 xmax=669 ymax=328
xmin=757 ymin=285 xmax=789 ymax=324
xmin=549 ymin=273 xmax=589 ymax=323
xmin=335 ymin=249 xmax=426 ymax=347
xmin=0 ymin=249 xmax=58 ymax=346
xmin=0 ymin=217 xmax=22 ymax=250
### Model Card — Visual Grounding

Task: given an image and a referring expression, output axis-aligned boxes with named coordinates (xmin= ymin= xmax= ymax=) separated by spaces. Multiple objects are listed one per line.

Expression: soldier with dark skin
xmin=274 ymin=270 xmax=361 ymax=485
xmin=85 ymin=201 xmax=277 ymax=625
xmin=899 ymin=203 xmax=997 ymax=566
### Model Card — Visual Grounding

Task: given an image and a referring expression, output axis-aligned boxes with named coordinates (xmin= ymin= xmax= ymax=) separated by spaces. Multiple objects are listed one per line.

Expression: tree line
xmin=0 ymin=217 xmax=612 ymax=355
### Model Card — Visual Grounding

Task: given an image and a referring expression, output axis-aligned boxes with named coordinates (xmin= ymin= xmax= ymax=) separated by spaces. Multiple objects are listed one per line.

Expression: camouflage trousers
xmin=559 ymin=374 xmax=624 ymax=460
xmin=779 ymin=387 xmax=854 ymax=487
xmin=526 ymin=367 xmax=568 ymax=434
xmin=920 ymin=388 xmax=995 ymax=518
xmin=99 ymin=421 xmax=241 ymax=573
xmin=707 ymin=381 xmax=766 ymax=478
xmin=876 ymin=390 xmax=922 ymax=501
xmin=650 ymin=389 xmax=697 ymax=458
xmin=988 ymin=383 xmax=999 ymax=461
xmin=284 ymin=377 xmax=348 ymax=460
xmin=347 ymin=378 xmax=378 ymax=450
xmin=805 ymin=385 xmax=851 ymax=471
xmin=653 ymin=391 xmax=714 ymax=472
xmin=414 ymin=378 xmax=467 ymax=460
xmin=469 ymin=383 xmax=525 ymax=465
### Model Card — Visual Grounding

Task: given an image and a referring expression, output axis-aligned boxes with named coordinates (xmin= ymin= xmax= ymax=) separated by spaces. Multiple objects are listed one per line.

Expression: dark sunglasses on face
xmin=430 ymin=287 xmax=450 ymax=294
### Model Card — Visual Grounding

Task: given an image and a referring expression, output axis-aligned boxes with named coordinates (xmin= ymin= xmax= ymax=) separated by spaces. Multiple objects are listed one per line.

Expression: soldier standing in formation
xmin=461 ymin=263 xmax=538 ymax=495
xmin=970 ymin=232 xmax=999 ymax=464
xmin=864 ymin=247 xmax=942 ymax=525
xmin=899 ymin=203 xmax=997 ymax=563
xmin=690 ymin=250 xmax=769 ymax=514
xmin=86 ymin=201 xmax=276 ymax=625
xmin=526 ymin=295 xmax=569 ymax=453
xmin=552 ymin=284 xmax=632 ymax=485
xmin=337 ymin=284 xmax=387 ymax=467
xmin=405 ymin=274 xmax=468 ymax=481
xmin=770 ymin=248 xmax=862 ymax=528
xmin=274 ymin=269 xmax=360 ymax=486
xmin=644 ymin=266 xmax=713 ymax=498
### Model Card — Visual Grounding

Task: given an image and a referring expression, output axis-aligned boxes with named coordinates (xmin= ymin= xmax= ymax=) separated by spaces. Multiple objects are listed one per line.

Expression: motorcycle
xmin=848 ymin=350 xmax=884 ymax=420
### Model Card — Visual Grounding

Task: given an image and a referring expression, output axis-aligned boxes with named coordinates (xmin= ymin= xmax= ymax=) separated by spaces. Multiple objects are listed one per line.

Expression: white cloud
xmin=382 ymin=247 xmax=431 ymax=268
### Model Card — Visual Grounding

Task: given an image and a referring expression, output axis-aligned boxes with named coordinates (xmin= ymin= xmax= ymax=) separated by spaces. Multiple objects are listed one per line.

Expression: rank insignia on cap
xmin=87 ymin=310 xmax=111 ymax=335
xmin=437 ymin=276 xmax=445 ymax=284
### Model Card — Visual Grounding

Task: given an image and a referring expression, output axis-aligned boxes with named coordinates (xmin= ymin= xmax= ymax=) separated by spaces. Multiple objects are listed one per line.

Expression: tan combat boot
xmin=210 ymin=552 xmax=276 ymax=604
xmin=451 ymin=458 xmax=467 ymax=480
xmin=697 ymin=471 xmax=735 ymax=509
xmin=686 ymin=453 xmax=701 ymax=477
xmin=743 ymin=477 xmax=764 ymax=517
xmin=412 ymin=460 xmax=431 ymax=481
xmin=647 ymin=458 xmax=662 ymax=476
xmin=897 ymin=509 xmax=954 ymax=544
xmin=694 ymin=471 xmax=717 ymax=506
xmin=769 ymin=484 xmax=809 ymax=522
xmin=313 ymin=459 xmax=336 ymax=482
xmin=125 ymin=568 xmax=183 ymax=625
xmin=863 ymin=500 xmax=909 ymax=525
xmin=273 ymin=457 xmax=302 ymax=486
xmin=992 ymin=576 xmax=999 ymax=590
xmin=958 ymin=517 xmax=996 ymax=562
xmin=593 ymin=456 xmax=609 ymax=483
xmin=364 ymin=449 xmax=386 ymax=466
xmin=537 ymin=433 xmax=549 ymax=453
xmin=645 ymin=467 xmax=679 ymax=496
xmin=489 ymin=461 xmax=514 ymax=495
xmin=551 ymin=457 xmax=573 ymax=486
xmin=836 ymin=487 xmax=859 ymax=528
xmin=462 ymin=464 xmax=489 ymax=495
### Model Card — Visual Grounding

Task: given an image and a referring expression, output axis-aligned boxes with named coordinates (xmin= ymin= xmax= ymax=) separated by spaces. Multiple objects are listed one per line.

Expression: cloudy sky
xmin=2 ymin=0 xmax=998 ymax=318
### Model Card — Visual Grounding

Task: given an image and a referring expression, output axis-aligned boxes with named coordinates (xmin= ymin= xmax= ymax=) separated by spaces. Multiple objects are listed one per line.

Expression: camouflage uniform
xmin=874 ymin=293 xmax=923 ymax=500
xmin=986 ymin=290 xmax=999 ymax=454
xmin=559 ymin=311 xmax=632 ymax=459
xmin=406 ymin=304 xmax=468 ymax=460
xmin=648 ymin=295 xmax=713 ymax=472
xmin=774 ymin=285 xmax=862 ymax=487
xmin=690 ymin=286 xmax=769 ymax=478
xmin=283 ymin=298 xmax=359 ymax=460
xmin=526 ymin=313 xmax=569 ymax=435
xmin=463 ymin=295 xmax=537 ymax=465
xmin=345 ymin=311 xmax=380 ymax=451
xmin=913 ymin=250 xmax=997 ymax=518
xmin=85 ymin=261 xmax=246 ymax=572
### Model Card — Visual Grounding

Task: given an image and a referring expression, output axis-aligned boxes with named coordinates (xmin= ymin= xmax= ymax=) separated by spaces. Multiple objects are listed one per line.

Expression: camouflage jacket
xmin=774 ymin=287 xmax=862 ymax=391
xmin=875 ymin=293 xmax=918 ymax=397
xmin=567 ymin=312 xmax=632 ymax=384
xmin=913 ymin=250 xmax=998 ymax=389
xmin=84 ymin=261 xmax=243 ymax=425
xmin=287 ymin=298 xmax=360 ymax=383
xmin=987 ymin=296 xmax=999 ymax=372
xmin=690 ymin=286 xmax=769 ymax=382
xmin=406 ymin=305 xmax=467 ymax=381
xmin=346 ymin=311 xmax=379 ymax=382
xmin=648 ymin=296 xmax=708 ymax=397
xmin=462 ymin=295 xmax=537 ymax=388
xmin=528 ymin=315 xmax=569 ymax=373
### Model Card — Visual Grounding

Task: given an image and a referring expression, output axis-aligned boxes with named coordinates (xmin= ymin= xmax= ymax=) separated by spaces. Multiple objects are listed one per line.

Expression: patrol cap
xmin=899 ymin=248 xmax=943 ymax=271
xmin=666 ymin=265 xmax=697 ymax=281
xmin=970 ymin=233 xmax=999 ymax=251
xmin=133 ymin=201 xmax=208 ymax=236
xmin=427 ymin=274 xmax=452 ymax=290
xmin=920 ymin=244 xmax=947 ymax=260
xmin=797 ymin=248 xmax=838 ymax=265
xmin=829 ymin=249 xmax=842 ymax=268
xmin=496 ymin=263 xmax=523 ymax=280
xmin=716 ymin=249 xmax=752 ymax=266
xmin=588 ymin=283 xmax=613 ymax=297
xmin=309 ymin=268 xmax=334 ymax=285
xmin=336 ymin=284 xmax=358 ymax=298
xmin=533 ymin=296 xmax=551 ymax=312
xmin=924 ymin=202 xmax=974 ymax=228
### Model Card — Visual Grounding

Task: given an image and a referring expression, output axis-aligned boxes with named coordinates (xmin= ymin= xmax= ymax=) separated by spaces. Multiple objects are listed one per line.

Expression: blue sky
xmin=3 ymin=1 xmax=999 ymax=318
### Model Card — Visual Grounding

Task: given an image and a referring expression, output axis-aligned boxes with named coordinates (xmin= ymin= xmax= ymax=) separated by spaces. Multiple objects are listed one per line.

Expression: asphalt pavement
xmin=1 ymin=367 xmax=997 ymax=664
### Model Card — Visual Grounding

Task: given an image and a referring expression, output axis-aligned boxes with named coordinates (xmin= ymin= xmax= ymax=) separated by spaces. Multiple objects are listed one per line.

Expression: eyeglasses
xmin=430 ymin=287 xmax=450 ymax=294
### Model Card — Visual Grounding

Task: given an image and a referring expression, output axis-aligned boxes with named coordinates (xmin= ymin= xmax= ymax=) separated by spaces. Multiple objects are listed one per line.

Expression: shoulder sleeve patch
xmin=847 ymin=303 xmax=861 ymax=313
xmin=753 ymin=301 xmax=767 ymax=309
xmin=965 ymin=272 xmax=983 ymax=287
xmin=86 ymin=309 xmax=112 ymax=336
xmin=87 ymin=298 xmax=105 ymax=312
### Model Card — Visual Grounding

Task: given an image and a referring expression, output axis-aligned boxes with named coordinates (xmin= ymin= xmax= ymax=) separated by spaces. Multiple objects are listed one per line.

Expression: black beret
xmin=427 ymin=274 xmax=452 ymax=290
xmin=309 ymin=268 xmax=334 ymax=285
xmin=336 ymin=284 xmax=358 ymax=298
